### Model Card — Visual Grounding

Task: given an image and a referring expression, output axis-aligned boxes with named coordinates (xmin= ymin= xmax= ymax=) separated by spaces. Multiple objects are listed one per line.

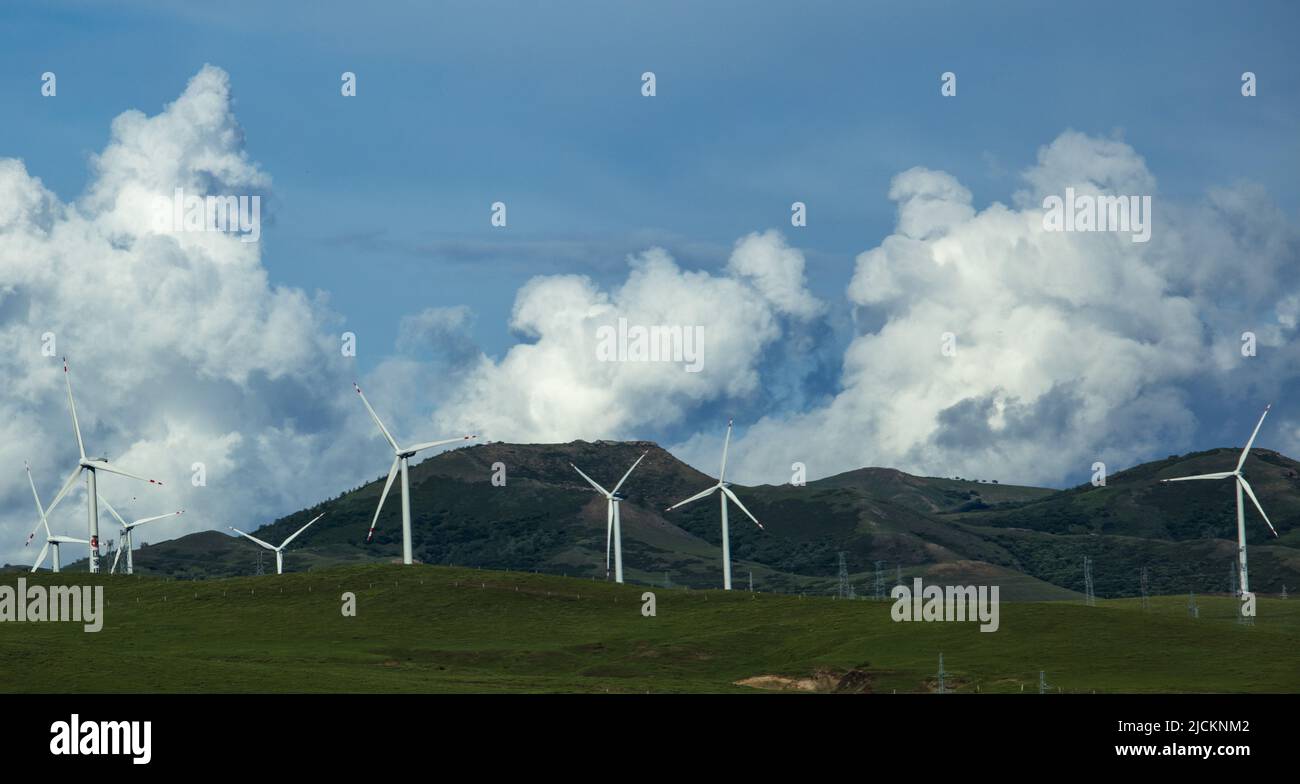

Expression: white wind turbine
xmin=99 ymin=495 xmax=183 ymax=575
xmin=230 ymin=514 xmax=326 ymax=575
xmin=665 ymin=419 xmax=763 ymax=590
xmin=354 ymin=382 xmax=476 ymax=565
xmin=572 ymin=452 xmax=647 ymax=583
xmin=42 ymin=358 xmax=165 ymax=573
xmin=1161 ymin=405 xmax=1280 ymax=613
xmin=24 ymin=462 xmax=88 ymax=573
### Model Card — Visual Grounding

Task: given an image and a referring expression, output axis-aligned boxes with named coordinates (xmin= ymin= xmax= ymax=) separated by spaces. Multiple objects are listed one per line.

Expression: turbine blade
xmin=1237 ymin=404 xmax=1271 ymax=472
xmin=610 ymin=452 xmax=647 ymax=496
xmin=126 ymin=510 xmax=184 ymax=529
xmin=722 ymin=486 xmax=764 ymax=530
xmin=1238 ymin=477 xmax=1279 ymax=537
xmin=24 ymin=461 xmax=51 ymax=543
xmin=97 ymin=494 xmax=129 ymax=528
xmin=52 ymin=536 xmax=89 ymax=544
xmin=280 ymin=513 xmax=325 ymax=549
xmin=407 ymin=435 xmax=476 ymax=454
xmin=571 ymin=464 xmax=610 ymax=496
xmin=665 ymin=484 xmax=719 ymax=511
xmin=110 ymin=542 xmax=123 ymax=574
xmin=1160 ymin=471 xmax=1235 ymax=483
xmin=31 ymin=541 xmax=50 ymax=572
xmin=719 ymin=419 xmax=733 ymax=483
xmin=82 ymin=460 xmax=164 ymax=486
xmin=354 ymin=383 xmax=400 ymax=452
xmin=44 ymin=465 xmax=85 ymax=519
xmin=366 ymin=456 xmax=401 ymax=543
xmin=229 ymin=527 xmax=276 ymax=551
xmin=63 ymin=358 xmax=86 ymax=460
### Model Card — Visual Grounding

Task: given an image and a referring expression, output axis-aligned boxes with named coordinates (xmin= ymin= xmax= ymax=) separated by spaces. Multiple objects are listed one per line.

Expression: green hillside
xmin=35 ymin=442 xmax=1300 ymax=599
xmin=1 ymin=566 xmax=1296 ymax=693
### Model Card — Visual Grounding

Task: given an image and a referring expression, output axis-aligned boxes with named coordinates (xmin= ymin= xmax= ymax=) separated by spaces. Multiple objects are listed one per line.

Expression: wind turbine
xmin=229 ymin=513 xmax=326 ymax=575
xmin=42 ymin=358 xmax=165 ymax=573
xmin=572 ymin=452 xmax=647 ymax=583
xmin=24 ymin=461 xmax=89 ymax=573
xmin=99 ymin=495 xmax=183 ymax=575
xmin=1161 ymin=404 xmax=1280 ymax=615
xmin=354 ymin=383 xmax=476 ymax=565
xmin=665 ymin=419 xmax=763 ymax=590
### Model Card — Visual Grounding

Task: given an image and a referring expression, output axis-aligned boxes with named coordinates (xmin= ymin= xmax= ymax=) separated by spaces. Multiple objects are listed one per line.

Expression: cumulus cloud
xmin=716 ymin=131 xmax=1300 ymax=487
xmin=0 ymin=66 xmax=366 ymax=564
xmin=430 ymin=231 xmax=824 ymax=442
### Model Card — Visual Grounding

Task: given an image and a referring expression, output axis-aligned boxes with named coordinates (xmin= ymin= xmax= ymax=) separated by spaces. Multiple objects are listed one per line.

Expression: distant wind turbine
xmin=665 ymin=419 xmax=763 ymax=590
xmin=229 ymin=514 xmax=326 ymax=575
xmin=42 ymin=358 xmax=165 ymax=573
xmin=1161 ymin=405 xmax=1280 ymax=614
xmin=99 ymin=495 xmax=183 ymax=575
xmin=572 ymin=452 xmax=647 ymax=583
xmin=24 ymin=461 xmax=88 ymax=573
xmin=354 ymin=383 xmax=476 ymax=565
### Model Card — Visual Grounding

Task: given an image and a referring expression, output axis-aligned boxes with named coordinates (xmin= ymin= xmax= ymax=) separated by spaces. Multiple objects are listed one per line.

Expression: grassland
xmin=1 ymin=565 xmax=1297 ymax=693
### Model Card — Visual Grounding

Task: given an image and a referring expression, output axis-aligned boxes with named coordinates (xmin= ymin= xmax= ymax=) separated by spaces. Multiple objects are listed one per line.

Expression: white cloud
xmin=430 ymin=234 xmax=824 ymax=442
xmin=0 ymin=66 xmax=364 ymax=565
xmin=714 ymin=133 xmax=1299 ymax=487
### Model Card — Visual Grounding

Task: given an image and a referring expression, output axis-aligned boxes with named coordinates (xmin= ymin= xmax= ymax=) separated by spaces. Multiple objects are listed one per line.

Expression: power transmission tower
xmin=937 ymin=654 xmax=947 ymax=694
xmin=255 ymin=549 xmax=265 ymax=576
xmin=748 ymin=571 xmax=753 ymax=593
xmin=874 ymin=561 xmax=885 ymax=600
xmin=1083 ymin=556 xmax=1095 ymax=606
xmin=1139 ymin=567 xmax=1150 ymax=611
xmin=837 ymin=552 xmax=850 ymax=599
xmin=1283 ymin=585 xmax=1288 ymax=600
xmin=1187 ymin=590 xmax=1198 ymax=618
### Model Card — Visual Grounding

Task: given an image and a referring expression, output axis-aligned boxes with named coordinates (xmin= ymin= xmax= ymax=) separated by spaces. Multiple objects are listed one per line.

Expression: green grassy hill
xmin=1 ymin=565 xmax=1296 ymax=693
xmin=37 ymin=442 xmax=1300 ymax=599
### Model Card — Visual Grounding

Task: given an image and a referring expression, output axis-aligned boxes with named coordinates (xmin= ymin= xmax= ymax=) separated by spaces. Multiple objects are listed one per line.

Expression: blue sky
xmin=1 ymin=0 xmax=1299 ymax=559
xmin=4 ymin=0 xmax=1296 ymax=362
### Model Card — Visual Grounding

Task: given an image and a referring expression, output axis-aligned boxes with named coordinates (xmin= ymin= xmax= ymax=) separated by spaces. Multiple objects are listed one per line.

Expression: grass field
xmin=1 ymin=565 xmax=1297 ymax=693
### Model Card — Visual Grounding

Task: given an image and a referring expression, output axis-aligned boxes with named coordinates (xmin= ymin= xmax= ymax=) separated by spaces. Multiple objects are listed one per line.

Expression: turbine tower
xmin=24 ymin=462 xmax=89 ymax=573
xmin=354 ymin=383 xmax=476 ymax=565
xmin=99 ymin=495 xmax=183 ymax=575
xmin=1160 ymin=405 xmax=1280 ymax=618
xmin=42 ymin=358 xmax=165 ymax=573
xmin=571 ymin=452 xmax=647 ymax=583
xmin=664 ymin=419 xmax=763 ymax=590
xmin=230 ymin=514 xmax=326 ymax=575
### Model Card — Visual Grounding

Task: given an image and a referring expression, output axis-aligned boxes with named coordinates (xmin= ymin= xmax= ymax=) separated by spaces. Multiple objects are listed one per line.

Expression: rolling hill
xmin=38 ymin=441 xmax=1300 ymax=598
